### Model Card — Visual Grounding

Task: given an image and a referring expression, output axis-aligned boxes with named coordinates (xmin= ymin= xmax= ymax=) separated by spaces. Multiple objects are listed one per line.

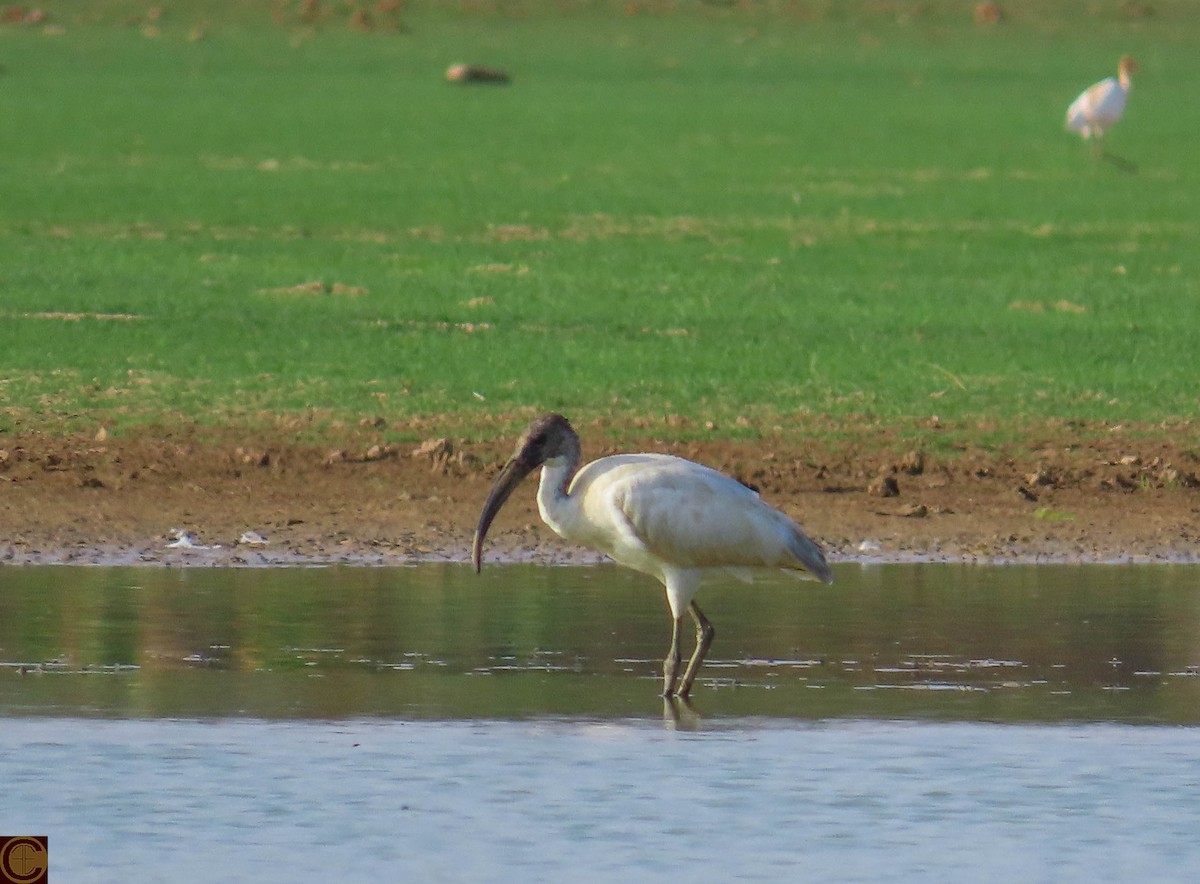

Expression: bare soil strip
xmin=2 ymin=422 xmax=1198 ymax=566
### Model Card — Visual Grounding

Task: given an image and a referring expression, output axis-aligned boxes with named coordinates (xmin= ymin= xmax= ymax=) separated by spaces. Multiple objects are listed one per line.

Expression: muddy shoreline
xmin=2 ymin=421 xmax=1198 ymax=568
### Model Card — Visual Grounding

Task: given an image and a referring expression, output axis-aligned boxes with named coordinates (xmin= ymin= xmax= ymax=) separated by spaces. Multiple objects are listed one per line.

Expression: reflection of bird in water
xmin=472 ymin=413 xmax=834 ymax=699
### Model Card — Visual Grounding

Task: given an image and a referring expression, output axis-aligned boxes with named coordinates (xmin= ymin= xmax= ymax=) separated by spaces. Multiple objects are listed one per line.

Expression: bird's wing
xmin=1067 ymin=77 xmax=1122 ymax=128
xmin=584 ymin=455 xmax=829 ymax=580
xmin=1089 ymin=79 xmax=1127 ymax=124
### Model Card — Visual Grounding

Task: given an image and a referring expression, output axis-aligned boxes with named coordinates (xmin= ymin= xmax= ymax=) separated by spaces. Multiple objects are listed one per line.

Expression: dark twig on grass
xmin=445 ymin=64 xmax=511 ymax=85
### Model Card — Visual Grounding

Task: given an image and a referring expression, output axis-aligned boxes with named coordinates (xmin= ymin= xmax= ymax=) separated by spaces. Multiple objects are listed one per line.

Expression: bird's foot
xmin=662 ymin=694 xmax=700 ymax=728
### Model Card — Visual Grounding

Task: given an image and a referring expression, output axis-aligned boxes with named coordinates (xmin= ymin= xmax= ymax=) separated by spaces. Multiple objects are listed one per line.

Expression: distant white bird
xmin=166 ymin=528 xmax=215 ymax=550
xmin=1066 ymin=55 xmax=1139 ymax=142
xmin=472 ymin=413 xmax=833 ymax=699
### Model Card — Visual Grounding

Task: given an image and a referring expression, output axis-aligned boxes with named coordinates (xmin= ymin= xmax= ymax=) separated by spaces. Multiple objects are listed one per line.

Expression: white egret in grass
xmin=1066 ymin=55 xmax=1139 ymax=143
xmin=472 ymin=413 xmax=833 ymax=699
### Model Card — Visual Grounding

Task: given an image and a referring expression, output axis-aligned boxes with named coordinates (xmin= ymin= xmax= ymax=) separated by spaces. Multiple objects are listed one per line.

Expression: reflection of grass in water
xmin=2 ymin=3 xmax=1199 ymax=435
xmin=4 ymin=563 xmax=1200 ymax=722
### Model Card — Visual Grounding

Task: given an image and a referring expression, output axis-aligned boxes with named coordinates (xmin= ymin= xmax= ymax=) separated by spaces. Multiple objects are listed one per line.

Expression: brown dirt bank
xmin=1 ymin=418 xmax=1199 ymax=567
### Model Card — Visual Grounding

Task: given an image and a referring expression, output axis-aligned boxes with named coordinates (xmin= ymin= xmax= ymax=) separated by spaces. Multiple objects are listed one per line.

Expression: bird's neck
xmin=1119 ymin=69 xmax=1133 ymax=90
xmin=536 ymin=456 xmax=578 ymax=538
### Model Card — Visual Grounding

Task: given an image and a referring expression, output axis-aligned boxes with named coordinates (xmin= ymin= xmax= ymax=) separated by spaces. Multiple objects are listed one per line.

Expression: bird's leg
xmin=675 ymin=602 xmax=715 ymax=699
xmin=662 ymin=616 xmax=683 ymax=697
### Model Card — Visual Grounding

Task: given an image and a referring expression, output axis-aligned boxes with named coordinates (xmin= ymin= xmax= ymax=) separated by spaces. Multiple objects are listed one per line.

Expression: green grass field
xmin=2 ymin=1 xmax=1198 ymax=442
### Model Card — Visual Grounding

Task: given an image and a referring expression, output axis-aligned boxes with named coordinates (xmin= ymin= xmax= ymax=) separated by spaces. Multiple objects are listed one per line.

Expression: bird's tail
xmin=788 ymin=527 xmax=834 ymax=585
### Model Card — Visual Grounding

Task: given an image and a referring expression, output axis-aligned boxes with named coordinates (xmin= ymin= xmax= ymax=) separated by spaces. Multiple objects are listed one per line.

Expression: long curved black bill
xmin=471 ymin=457 xmax=535 ymax=573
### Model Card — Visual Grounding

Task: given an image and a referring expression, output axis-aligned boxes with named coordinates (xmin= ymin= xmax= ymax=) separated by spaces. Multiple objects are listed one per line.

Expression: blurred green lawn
xmin=1 ymin=1 xmax=1197 ymax=441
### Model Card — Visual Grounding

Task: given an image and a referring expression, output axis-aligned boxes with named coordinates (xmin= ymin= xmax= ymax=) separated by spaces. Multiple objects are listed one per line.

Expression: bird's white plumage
xmin=1066 ymin=78 xmax=1126 ymax=138
xmin=537 ymin=452 xmax=827 ymax=618
xmin=1066 ymin=56 xmax=1137 ymax=140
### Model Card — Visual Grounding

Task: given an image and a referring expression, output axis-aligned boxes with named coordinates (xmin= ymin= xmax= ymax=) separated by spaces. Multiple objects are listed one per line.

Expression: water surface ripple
xmin=3 ymin=717 xmax=1199 ymax=883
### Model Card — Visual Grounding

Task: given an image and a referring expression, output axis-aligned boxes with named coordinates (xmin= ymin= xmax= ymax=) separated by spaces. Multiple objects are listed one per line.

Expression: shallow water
xmin=4 ymin=717 xmax=1200 ymax=883
xmin=3 ymin=563 xmax=1198 ymax=721
xmin=3 ymin=563 xmax=1200 ymax=880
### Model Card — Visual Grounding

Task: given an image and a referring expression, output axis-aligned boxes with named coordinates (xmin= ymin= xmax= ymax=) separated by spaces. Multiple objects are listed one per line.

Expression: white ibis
xmin=472 ymin=413 xmax=833 ymax=698
xmin=1066 ymin=55 xmax=1139 ymax=143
